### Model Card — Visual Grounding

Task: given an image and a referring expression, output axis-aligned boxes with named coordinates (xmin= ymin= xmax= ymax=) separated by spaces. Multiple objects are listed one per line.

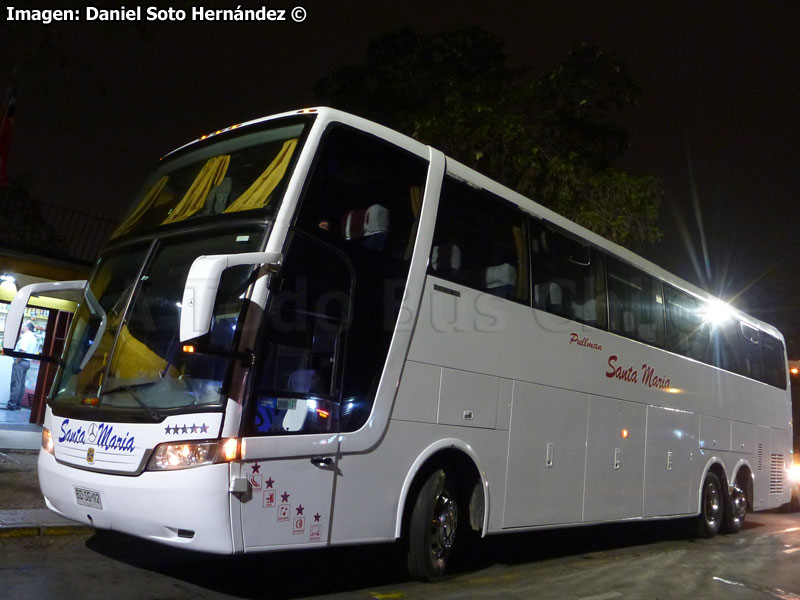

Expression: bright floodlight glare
xmin=700 ymin=299 xmax=734 ymax=326
xmin=787 ymin=463 xmax=800 ymax=484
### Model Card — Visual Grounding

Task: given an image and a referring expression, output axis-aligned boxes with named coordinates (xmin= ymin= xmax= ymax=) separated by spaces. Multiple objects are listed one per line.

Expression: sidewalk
xmin=0 ymin=430 xmax=92 ymax=538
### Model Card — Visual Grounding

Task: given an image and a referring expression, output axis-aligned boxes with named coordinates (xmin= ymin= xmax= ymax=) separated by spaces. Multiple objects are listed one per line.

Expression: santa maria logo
xmin=58 ymin=419 xmax=136 ymax=454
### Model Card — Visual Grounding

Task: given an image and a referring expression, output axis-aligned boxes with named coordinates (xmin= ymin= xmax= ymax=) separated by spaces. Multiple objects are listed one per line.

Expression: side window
xmin=738 ymin=323 xmax=763 ymax=381
xmin=429 ymin=177 xmax=529 ymax=303
xmin=710 ymin=318 xmax=744 ymax=374
xmin=295 ymin=125 xmax=428 ymax=432
xmin=247 ymin=234 xmax=351 ymax=436
xmin=296 ymin=124 xmax=426 ymax=262
xmin=606 ymin=257 xmax=665 ymax=347
xmin=665 ymin=286 xmax=711 ymax=363
xmin=762 ymin=334 xmax=787 ymax=389
xmin=531 ymin=222 xmax=606 ymax=327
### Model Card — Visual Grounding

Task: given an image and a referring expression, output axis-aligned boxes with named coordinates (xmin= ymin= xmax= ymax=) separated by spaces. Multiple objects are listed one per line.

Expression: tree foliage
xmin=315 ymin=27 xmax=662 ymax=249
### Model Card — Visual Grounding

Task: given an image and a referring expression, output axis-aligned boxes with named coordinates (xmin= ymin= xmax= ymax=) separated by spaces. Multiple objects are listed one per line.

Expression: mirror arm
xmin=180 ymin=252 xmax=281 ymax=342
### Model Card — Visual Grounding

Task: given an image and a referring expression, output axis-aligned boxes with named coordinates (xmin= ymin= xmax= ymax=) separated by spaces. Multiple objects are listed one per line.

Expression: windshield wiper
xmin=101 ymin=384 xmax=161 ymax=422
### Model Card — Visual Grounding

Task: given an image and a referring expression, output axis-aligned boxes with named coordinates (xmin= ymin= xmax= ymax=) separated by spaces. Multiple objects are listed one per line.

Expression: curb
xmin=0 ymin=509 xmax=95 ymax=539
xmin=0 ymin=524 xmax=95 ymax=539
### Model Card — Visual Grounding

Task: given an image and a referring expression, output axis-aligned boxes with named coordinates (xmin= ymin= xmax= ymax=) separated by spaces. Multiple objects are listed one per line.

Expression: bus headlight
xmin=146 ymin=439 xmax=239 ymax=471
xmin=42 ymin=427 xmax=54 ymax=455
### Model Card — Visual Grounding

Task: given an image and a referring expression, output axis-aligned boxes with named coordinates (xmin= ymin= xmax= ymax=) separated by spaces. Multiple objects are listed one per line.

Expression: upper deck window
xmin=111 ymin=121 xmax=308 ymax=239
xmin=530 ymin=222 xmax=606 ymax=326
xmin=429 ymin=177 xmax=529 ymax=305
xmin=606 ymin=257 xmax=665 ymax=347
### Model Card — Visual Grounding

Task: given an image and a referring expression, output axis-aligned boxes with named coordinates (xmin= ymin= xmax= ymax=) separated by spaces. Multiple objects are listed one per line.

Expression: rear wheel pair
xmin=697 ymin=472 xmax=746 ymax=537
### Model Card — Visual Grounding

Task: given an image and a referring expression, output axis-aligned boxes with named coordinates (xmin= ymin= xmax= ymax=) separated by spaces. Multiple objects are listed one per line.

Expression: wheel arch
xmin=394 ymin=438 xmax=489 ymax=539
xmin=696 ymin=457 xmax=729 ymax=513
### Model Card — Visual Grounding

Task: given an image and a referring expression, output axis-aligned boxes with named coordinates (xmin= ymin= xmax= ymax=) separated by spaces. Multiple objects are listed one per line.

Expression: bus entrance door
xmin=238 ymin=234 xmax=351 ymax=550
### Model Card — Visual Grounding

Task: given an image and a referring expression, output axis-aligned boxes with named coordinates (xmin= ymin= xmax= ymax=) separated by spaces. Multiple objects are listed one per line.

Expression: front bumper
xmin=38 ymin=450 xmax=235 ymax=553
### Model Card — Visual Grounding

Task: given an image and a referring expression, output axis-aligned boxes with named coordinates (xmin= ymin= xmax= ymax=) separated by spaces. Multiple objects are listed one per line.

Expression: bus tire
xmin=722 ymin=483 xmax=746 ymax=534
xmin=697 ymin=472 xmax=723 ymax=538
xmin=406 ymin=468 xmax=459 ymax=582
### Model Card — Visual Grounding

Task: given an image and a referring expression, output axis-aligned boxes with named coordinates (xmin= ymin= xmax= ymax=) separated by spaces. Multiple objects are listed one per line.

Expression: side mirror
xmin=3 ymin=280 xmax=87 ymax=362
xmin=180 ymin=251 xmax=282 ymax=342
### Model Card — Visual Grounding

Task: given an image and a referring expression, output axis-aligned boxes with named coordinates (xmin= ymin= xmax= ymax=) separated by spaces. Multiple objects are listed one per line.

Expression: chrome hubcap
xmin=731 ymin=486 xmax=746 ymax=520
xmin=705 ymin=481 xmax=721 ymax=525
xmin=432 ymin=492 xmax=458 ymax=556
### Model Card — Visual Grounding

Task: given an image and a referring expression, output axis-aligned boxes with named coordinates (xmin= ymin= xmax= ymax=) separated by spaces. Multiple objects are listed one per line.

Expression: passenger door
xmin=238 ymin=233 xmax=352 ymax=550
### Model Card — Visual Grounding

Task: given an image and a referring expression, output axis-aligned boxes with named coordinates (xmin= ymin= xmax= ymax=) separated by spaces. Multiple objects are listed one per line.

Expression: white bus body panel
xmin=235 ymin=455 xmax=336 ymax=550
xmin=398 ymin=274 xmax=791 ymax=534
xmin=643 ymin=406 xmax=696 ymax=516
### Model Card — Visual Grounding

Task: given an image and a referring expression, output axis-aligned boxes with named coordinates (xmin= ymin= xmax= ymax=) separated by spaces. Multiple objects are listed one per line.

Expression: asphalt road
xmin=2 ymin=512 xmax=800 ymax=599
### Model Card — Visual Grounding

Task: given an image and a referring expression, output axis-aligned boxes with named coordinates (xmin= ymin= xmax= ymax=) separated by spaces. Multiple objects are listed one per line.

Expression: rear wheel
xmin=407 ymin=468 xmax=459 ymax=581
xmin=722 ymin=483 xmax=747 ymax=534
xmin=697 ymin=472 xmax=723 ymax=538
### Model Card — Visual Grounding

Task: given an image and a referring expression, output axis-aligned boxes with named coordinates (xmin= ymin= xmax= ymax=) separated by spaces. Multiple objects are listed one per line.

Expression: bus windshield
xmin=110 ymin=120 xmax=308 ymax=240
xmin=50 ymin=226 xmax=266 ymax=418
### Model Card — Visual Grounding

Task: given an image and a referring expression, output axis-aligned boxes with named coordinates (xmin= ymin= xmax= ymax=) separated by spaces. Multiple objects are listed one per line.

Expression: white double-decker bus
xmin=5 ymin=108 xmax=791 ymax=580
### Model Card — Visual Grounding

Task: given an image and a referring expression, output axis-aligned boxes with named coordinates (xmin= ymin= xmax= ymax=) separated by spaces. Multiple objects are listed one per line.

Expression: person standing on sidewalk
xmin=5 ymin=322 xmax=38 ymax=411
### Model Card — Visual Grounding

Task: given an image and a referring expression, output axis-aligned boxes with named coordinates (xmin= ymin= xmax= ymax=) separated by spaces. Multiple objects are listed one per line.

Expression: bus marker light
xmin=621 ymin=429 xmax=629 ymax=439
xmin=182 ymin=345 xmax=195 ymax=353
xmin=316 ymin=408 xmax=330 ymax=419
xmin=222 ymin=438 xmax=239 ymax=461
xmin=42 ymin=427 xmax=54 ymax=455
xmin=82 ymin=397 xmax=100 ymax=406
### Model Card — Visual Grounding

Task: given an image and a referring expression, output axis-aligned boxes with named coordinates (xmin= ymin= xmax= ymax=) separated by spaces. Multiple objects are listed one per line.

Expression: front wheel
xmin=406 ymin=468 xmax=459 ymax=581
xmin=697 ymin=472 xmax=723 ymax=538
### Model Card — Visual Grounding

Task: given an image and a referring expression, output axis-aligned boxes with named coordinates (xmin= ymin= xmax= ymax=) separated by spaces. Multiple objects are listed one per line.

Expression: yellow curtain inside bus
xmin=224 ymin=139 xmax=298 ymax=213
xmin=110 ymin=176 xmax=169 ymax=239
xmin=162 ymin=155 xmax=231 ymax=225
xmin=404 ymin=186 xmax=423 ymax=260
xmin=110 ymin=324 xmax=178 ymax=381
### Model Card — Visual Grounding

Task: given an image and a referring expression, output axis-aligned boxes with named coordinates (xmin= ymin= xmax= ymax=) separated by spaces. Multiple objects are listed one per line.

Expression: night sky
xmin=2 ymin=1 xmax=799 ymax=348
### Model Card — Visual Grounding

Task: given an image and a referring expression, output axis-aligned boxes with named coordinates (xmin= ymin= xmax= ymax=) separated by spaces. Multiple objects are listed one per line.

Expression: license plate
xmin=74 ymin=487 xmax=103 ymax=510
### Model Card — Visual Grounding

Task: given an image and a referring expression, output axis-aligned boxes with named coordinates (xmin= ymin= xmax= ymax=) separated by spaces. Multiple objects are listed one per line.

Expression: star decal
xmin=265 ymin=477 xmax=274 ymax=489
xmin=296 ymin=505 xmax=304 ymax=516
xmin=200 ymin=423 xmax=209 ymax=433
xmin=190 ymin=423 xmax=199 ymax=433
xmin=313 ymin=513 xmax=321 ymax=522
xmin=180 ymin=424 xmax=188 ymax=434
xmin=164 ymin=425 xmax=171 ymax=434
xmin=281 ymin=491 xmax=290 ymax=503
xmin=251 ymin=462 xmax=261 ymax=474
